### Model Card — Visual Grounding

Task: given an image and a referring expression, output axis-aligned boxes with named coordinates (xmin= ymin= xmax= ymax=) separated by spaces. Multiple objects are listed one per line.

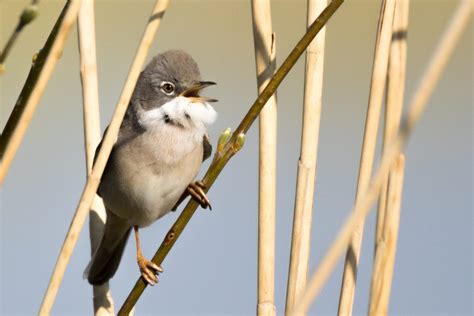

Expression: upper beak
xmin=180 ymin=81 xmax=218 ymax=103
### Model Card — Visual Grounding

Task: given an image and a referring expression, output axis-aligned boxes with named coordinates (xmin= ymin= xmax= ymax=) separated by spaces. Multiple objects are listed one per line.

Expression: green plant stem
xmin=118 ymin=0 xmax=344 ymax=314
xmin=0 ymin=1 xmax=39 ymax=69
xmin=0 ymin=1 xmax=61 ymax=159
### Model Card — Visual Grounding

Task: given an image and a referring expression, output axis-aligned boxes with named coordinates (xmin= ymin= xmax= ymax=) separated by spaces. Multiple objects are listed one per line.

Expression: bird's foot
xmin=137 ymin=255 xmax=163 ymax=285
xmin=187 ymin=181 xmax=212 ymax=210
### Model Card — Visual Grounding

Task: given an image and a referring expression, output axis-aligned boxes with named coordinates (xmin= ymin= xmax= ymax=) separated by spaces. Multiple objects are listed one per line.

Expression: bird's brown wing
xmin=202 ymin=134 xmax=212 ymax=162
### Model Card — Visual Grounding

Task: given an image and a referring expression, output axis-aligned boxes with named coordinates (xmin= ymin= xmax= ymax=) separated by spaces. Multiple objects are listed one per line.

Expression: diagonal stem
xmin=118 ymin=0 xmax=344 ymax=314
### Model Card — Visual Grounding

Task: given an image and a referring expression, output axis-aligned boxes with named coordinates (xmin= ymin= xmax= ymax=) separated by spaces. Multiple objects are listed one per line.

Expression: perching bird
xmin=85 ymin=50 xmax=217 ymax=285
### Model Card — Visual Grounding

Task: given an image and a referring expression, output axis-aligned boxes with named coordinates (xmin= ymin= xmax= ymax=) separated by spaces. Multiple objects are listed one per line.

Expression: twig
xmin=368 ymin=154 xmax=405 ymax=315
xmin=0 ymin=0 xmax=39 ymax=72
xmin=0 ymin=0 xmax=80 ymax=185
xmin=77 ymin=0 xmax=113 ymax=314
xmin=250 ymin=1 xmax=277 ymax=315
xmin=338 ymin=1 xmax=396 ymax=314
xmin=291 ymin=1 xmax=473 ymax=314
xmin=285 ymin=0 xmax=326 ymax=313
xmin=375 ymin=0 xmax=409 ymax=252
xmin=118 ymin=1 xmax=344 ymax=314
xmin=38 ymin=1 xmax=170 ymax=314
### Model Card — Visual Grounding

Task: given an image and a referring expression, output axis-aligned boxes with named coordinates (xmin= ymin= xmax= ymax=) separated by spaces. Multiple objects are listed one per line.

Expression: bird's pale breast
xmin=99 ymin=128 xmax=204 ymax=228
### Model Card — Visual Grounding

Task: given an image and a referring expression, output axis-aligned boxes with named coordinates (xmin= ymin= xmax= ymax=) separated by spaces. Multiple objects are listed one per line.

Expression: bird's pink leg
xmin=134 ymin=225 xmax=163 ymax=285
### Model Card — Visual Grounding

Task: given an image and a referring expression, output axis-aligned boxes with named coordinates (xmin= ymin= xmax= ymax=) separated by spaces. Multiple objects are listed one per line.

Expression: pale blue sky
xmin=1 ymin=1 xmax=472 ymax=315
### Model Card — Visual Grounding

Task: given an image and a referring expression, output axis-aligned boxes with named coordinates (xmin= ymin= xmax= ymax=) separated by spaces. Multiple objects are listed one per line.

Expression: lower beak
xmin=180 ymin=81 xmax=218 ymax=103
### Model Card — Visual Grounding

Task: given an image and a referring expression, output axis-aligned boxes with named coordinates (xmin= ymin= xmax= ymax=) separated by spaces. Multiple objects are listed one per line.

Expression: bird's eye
xmin=160 ymin=81 xmax=175 ymax=95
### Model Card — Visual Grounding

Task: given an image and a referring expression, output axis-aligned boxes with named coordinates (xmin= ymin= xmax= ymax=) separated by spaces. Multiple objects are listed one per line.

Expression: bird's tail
xmin=84 ymin=210 xmax=131 ymax=285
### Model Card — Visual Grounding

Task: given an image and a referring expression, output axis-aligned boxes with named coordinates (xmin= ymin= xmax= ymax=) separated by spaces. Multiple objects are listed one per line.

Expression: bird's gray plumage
xmin=86 ymin=50 xmax=216 ymax=285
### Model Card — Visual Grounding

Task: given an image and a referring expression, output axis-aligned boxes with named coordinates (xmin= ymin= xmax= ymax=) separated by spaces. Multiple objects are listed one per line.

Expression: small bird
xmin=85 ymin=50 xmax=217 ymax=285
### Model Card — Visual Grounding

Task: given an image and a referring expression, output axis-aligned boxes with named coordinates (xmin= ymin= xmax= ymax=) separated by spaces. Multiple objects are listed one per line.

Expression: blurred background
xmin=1 ymin=0 xmax=472 ymax=315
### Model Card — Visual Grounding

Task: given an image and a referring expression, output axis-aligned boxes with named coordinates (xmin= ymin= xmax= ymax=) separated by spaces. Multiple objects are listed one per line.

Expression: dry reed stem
xmin=77 ymin=0 xmax=113 ymax=314
xmin=285 ymin=0 xmax=326 ymax=314
xmin=118 ymin=2 xmax=344 ymax=313
xmin=338 ymin=1 xmax=396 ymax=314
xmin=250 ymin=1 xmax=278 ymax=315
xmin=368 ymin=154 xmax=405 ymax=315
xmin=370 ymin=1 xmax=409 ymax=313
xmin=291 ymin=2 xmax=473 ymax=314
xmin=375 ymin=0 xmax=409 ymax=251
xmin=38 ymin=1 xmax=170 ymax=314
xmin=0 ymin=0 xmax=81 ymax=185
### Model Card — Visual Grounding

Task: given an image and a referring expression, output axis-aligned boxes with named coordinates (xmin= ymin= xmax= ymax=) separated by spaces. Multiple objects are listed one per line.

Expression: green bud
xmin=234 ymin=133 xmax=246 ymax=152
xmin=20 ymin=5 xmax=38 ymax=26
xmin=217 ymin=128 xmax=232 ymax=151
xmin=32 ymin=52 xmax=39 ymax=64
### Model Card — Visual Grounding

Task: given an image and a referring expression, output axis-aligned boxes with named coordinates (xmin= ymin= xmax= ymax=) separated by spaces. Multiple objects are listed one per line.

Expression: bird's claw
xmin=137 ymin=255 xmax=163 ymax=285
xmin=187 ymin=181 xmax=212 ymax=210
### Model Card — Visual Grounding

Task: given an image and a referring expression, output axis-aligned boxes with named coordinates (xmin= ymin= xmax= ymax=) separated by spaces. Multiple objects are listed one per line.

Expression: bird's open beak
xmin=180 ymin=81 xmax=218 ymax=103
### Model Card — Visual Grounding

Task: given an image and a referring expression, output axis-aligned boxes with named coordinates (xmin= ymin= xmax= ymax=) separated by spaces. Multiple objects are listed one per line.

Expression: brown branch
xmin=118 ymin=0 xmax=344 ymax=314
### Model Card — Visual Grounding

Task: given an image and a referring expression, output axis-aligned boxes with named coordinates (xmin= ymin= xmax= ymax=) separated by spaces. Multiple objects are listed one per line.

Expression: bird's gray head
xmin=130 ymin=50 xmax=217 ymax=131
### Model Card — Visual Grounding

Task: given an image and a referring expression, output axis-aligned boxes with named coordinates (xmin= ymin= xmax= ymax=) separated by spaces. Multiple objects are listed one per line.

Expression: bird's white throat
xmin=139 ymin=96 xmax=217 ymax=131
xmin=137 ymin=96 xmax=216 ymax=164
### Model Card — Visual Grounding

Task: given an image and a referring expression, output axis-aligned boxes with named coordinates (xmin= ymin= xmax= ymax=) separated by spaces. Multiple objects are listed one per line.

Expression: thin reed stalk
xmin=0 ymin=0 xmax=39 ymax=71
xmin=250 ymin=1 xmax=277 ymax=315
xmin=118 ymin=1 xmax=344 ymax=313
xmin=368 ymin=154 xmax=405 ymax=315
xmin=77 ymin=0 xmax=113 ymax=314
xmin=291 ymin=2 xmax=473 ymax=314
xmin=375 ymin=0 xmax=409 ymax=251
xmin=369 ymin=1 xmax=409 ymax=314
xmin=285 ymin=0 xmax=326 ymax=314
xmin=38 ymin=1 xmax=170 ymax=314
xmin=338 ymin=1 xmax=396 ymax=314
xmin=0 ymin=0 xmax=81 ymax=185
